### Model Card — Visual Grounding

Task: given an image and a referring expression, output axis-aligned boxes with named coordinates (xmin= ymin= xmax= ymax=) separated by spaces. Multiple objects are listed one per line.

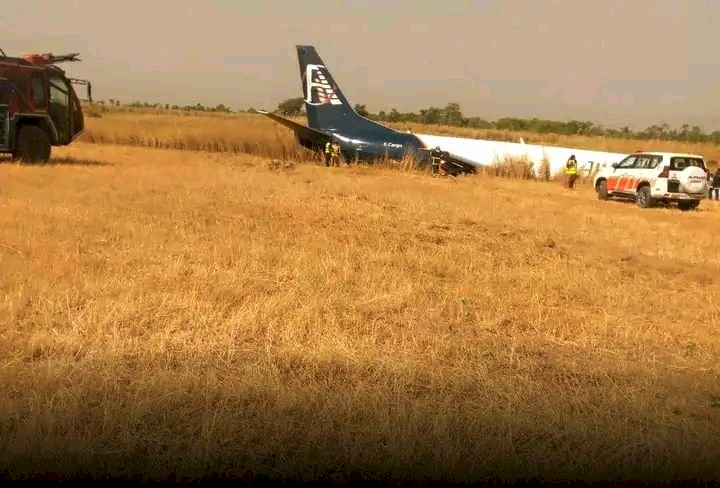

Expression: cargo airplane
xmin=259 ymin=45 xmax=626 ymax=176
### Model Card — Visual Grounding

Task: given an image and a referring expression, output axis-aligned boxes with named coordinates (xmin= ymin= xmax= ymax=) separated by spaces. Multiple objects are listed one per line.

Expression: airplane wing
xmin=419 ymin=148 xmax=478 ymax=175
xmin=257 ymin=110 xmax=331 ymax=146
xmin=440 ymin=152 xmax=479 ymax=175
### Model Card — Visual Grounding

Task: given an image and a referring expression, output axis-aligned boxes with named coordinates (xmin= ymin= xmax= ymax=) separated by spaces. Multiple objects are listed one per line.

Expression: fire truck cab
xmin=0 ymin=51 xmax=91 ymax=163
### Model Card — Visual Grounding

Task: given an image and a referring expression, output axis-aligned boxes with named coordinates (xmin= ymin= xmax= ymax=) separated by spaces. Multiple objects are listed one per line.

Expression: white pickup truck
xmin=593 ymin=151 xmax=709 ymax=211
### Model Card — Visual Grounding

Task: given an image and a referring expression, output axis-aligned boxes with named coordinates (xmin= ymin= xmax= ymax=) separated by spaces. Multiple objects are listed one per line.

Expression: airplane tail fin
xmin=296 ymin=45 xmax=368 ymax=131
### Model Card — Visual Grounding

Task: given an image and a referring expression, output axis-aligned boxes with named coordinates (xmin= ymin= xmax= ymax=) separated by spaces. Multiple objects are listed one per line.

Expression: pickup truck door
xmin=621 ymin=155 xmax=653 ymax=195
xmin=607 ymin=155 xmax=638 ymax=192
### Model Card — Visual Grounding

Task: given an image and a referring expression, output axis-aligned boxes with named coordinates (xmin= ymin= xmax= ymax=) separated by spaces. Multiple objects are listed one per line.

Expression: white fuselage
xmin=414 ymin=133 xmax=627 ymax=177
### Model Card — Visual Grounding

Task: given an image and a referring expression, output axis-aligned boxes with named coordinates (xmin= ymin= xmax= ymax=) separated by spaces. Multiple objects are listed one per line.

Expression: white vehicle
xmin=593 ymin=151 xmax=709 ymax=211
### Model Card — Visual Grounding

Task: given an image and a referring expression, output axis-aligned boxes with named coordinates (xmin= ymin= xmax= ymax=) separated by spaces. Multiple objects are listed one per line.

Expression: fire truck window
xmin=49 ymin=80 xmax=69 ymax=107
xmin=0 ymin=81 xmax=8 ymax=104
xmin=48 ymin=77 xmax=70 ymax=140
xmin=31 ymin=74 xmax=46 ymax=107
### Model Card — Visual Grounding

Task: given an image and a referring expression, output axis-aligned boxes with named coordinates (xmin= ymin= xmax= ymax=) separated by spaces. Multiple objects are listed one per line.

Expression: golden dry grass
xmin=79 ymin=109 xmax=720 ymax=167
xmin=1 ymin=141 xmax=719 ymax=482
xmin=81 ymin=111 xmax=314 ymax=162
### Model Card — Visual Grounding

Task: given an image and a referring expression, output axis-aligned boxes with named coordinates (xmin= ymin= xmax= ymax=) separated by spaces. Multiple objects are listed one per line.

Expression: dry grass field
xmin=1 ymin=115 xmax=720 ymax=483
xmin=80 ymin=110 xmax=311 ymax=161
xmin=79 ymin=108 xmax=720 ymax=165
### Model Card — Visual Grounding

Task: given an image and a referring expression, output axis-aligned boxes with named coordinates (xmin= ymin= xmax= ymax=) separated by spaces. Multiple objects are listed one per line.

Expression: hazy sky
xmin=3 ymin=0 xmax=718 ymax=129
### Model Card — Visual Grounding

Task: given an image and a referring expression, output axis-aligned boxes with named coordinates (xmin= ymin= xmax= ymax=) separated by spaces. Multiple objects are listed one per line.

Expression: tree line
xmin=275 ymin=97 xmax=720 ymax=144
xmin=91 ymin=96 xmax=720 ymax=145
xmin=98 ymin=99 xmax=234 ymax=113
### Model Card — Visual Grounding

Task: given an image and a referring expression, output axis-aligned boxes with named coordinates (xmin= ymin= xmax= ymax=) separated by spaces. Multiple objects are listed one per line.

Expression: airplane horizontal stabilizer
xmin=257 ymin=110 xmax=331 ymax=145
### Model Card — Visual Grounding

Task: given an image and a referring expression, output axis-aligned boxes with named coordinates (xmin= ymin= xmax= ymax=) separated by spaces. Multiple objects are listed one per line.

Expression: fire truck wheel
xmin=15 ymin=125 xmax=51 ymax=163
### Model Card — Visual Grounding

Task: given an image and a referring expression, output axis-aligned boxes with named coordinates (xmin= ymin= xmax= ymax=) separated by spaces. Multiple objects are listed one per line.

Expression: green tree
xmin=354 ymin=104 xmax=369 ymax=117
xmin=420 ymin=107 xmax=442 ymax=125
xmin=443 ymin=102 xmax=463 ymax=126
xmin=277 ymin=97 xmax=305 ymax=116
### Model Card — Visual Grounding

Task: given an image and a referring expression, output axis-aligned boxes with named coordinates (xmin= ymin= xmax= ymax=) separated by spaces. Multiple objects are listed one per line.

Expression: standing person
xmin=430 ymin=146 xmax=442 ymax=176
xmin=439 ymin=150 xmax=450 ymax=176
xmin=712 ymin=167 xmax=720 ymax=200
xmin=330 ymin=140 xmax=341 ymax=167
xmin=708 ymin=169 xmax=714 ymax=199
xmin=565 ymin=154 xmax=579 ymax=189
xmin=324 ymin=140 xmax=332 ymax=167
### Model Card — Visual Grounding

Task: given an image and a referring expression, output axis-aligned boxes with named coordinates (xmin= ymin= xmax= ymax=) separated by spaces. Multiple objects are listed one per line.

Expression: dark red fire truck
xmin=0 ymin=49 xmax=92 ymax=163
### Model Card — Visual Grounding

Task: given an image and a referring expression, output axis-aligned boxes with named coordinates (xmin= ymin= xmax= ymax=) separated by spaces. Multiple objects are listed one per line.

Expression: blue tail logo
xmin=303 ymin=64 xmax=343 ymax=106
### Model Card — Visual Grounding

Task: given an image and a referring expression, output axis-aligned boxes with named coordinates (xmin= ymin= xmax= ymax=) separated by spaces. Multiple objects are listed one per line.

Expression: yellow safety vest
xmin=566 ymin=160 xmax=578 ymax=175
xmin=325 ymin=142 xmax=331 ymax=154
xmin=331 ymin=144 xmax=340 ymax=156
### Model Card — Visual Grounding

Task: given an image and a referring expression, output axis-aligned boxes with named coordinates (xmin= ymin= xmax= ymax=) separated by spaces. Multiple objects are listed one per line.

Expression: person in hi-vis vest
xmin=330 ymin=141 xmax=341 ymax=166
xmin=565 ymin=154 xmax=578 ymax=189
xmin=324 ymin=141 xmax=332 ymax=166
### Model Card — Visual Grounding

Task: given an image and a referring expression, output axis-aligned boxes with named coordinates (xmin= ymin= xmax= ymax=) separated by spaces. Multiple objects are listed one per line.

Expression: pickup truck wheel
xmin=15 ymin=125 xmax=51 ymax=163
xmin=636 ymin=185 xmax=654 ymax=208
xmin=678 ymin=201 xmax=699 ymax=212
xmin=596 ymin=180 xmax=609 ymax=200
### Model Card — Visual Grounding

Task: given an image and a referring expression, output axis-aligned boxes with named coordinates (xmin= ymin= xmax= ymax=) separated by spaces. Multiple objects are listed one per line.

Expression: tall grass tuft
xmin=538 ymin=156 xmax=552 ymax=181
xmin=486 ymin=154 xmax=536 ymax=179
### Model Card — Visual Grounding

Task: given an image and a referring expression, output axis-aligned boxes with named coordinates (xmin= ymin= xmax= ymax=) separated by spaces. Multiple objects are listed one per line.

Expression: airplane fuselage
xmin=319 ymin=126 xmax=428 ymax=164
xmin=321 ymin=125 xmax=626 ymax=178
xmin=264 ymin=45 xmax=629 ymax=178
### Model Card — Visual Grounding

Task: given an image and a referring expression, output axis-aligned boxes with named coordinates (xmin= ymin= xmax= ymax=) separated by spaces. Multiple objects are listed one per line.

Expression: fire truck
xmin=0 ymin=49 xmax=92 ymax=163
